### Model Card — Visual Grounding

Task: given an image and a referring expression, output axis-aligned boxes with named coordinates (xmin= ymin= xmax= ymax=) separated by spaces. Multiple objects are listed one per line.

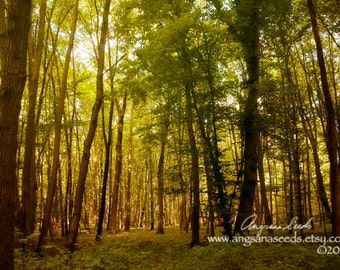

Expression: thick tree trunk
xmin=234 ymin=0 xmax=260 ymax=235
xmin=0 ymin=0 xmax=31 ymax=268
xmin=66 ymin=0 xmax=111 ymax=251
xmin=307 ymin=0 xmax=340 ymax=236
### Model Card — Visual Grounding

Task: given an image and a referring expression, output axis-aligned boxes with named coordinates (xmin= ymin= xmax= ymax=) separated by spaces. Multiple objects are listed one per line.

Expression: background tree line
xmin=0 ymin=0 xmax=339 ymax=269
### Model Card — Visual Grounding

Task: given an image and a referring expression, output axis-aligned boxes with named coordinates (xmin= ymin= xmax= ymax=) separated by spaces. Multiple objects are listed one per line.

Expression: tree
xmin=124 ymin=106 xmax=134 ymax=231
xmin=109 ymin=93 xmax=127 ymax=233
xmin=37 ymin=0 xmax=79 ymax=252
xmin=178 ymin=46 xmax=201 ymax=246
xmin=156 ymin=114 xmax=169 ymax=234
xmin=66 ymin=0 xmax=112 ymax=250
xmin=95 ymin=81 xmax=114 ymax=240
xmin=0 ymin=0 xmax=31 ymax=268
xmin=21 ymin=0 xmax=47 ymax=240
xmin=306 ymin=0 xmax=340 ymax=236
xmin=95 ymin=37 xmax=122 ymax=239
xmin=233 ymin=0 xmax=261 ymax=234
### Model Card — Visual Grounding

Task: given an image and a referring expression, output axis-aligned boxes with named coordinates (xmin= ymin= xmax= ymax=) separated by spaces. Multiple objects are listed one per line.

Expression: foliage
xmin=7 ymin=0 xmax=340 ymax=266
xmin=15 ymin=228 xmax=340 ymax=269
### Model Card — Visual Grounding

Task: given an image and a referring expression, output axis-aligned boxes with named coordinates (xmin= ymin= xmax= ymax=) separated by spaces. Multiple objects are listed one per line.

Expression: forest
xmin=0 ymin=0 xmax=340 ymax=269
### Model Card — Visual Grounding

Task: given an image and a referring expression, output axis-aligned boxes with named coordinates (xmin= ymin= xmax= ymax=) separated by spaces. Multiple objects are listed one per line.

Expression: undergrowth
xmin=15 ymin=228 xmax=340 ymax=270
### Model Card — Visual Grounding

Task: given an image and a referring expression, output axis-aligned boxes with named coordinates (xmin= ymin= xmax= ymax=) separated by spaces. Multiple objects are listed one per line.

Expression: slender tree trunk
xmin=186 ymin=85 xmax=200 ymax=247
xmin=203 ymin=153 xmax=215 ymax=236
xmin=37 ymin=0 xmax=79 ymax=252
xmin=179 ymin=45 xmax=200 ymax=246
xmin=21 ymin=0 xmax=46 ymax=240
xmin=66 ymin=0 xmax=111 ymax=251
xmin=156 ymin=118 xmax=169 ymax=234
xmin=96 ymin=97 xmax=114 ymax=240
xmin=64 ymin=122 xmax=74 ymax=235
xmin=176 ymin=127 xmax=188 ymax=232
xmin=298 ymin=105 xmax=332 ymax=219
xmin=0 ymin=0 xmax=31 ymax=268
xmin=291 ymin=117 xmax=304 ymax=236
xmin=307 ymin=0 xmax=340 ymax=236
xmin=150 ymin=159 xmax=155 ymax=230
xmin=306 ymin=148 xmax=314 ymax=230
xmin=258 ymin=141 xmax=273 ymax=235
xmin=109 ymin=94 xmax=127 ymax=233
xmin=192 ymin=81 xmax=230 ymax=236
xmin=124 ymin=108 xmax=133 ymax=231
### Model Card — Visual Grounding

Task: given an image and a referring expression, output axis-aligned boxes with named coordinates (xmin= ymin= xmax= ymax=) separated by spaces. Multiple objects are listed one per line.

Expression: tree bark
xmin=156 ymin=117 xmax=169 ymax=234
xmin=96 ymin=96 xmax=114 ymax=240
xmin=234 ymin=0 xmax=261 ymax=235
xmin=258 ymin=141 xmax=273 ymax=235
xmin=203 ymin=153 xmax=215 ymax=236
xmin=185 ymin=83 xmax=200 ymax=246
xmin=0 ymin=0 xmax=31 ymax=268
xmin=124 ymin=107 xmax=133 ymax=231
xmin=109 ymin=94 xmax=127 ymax=233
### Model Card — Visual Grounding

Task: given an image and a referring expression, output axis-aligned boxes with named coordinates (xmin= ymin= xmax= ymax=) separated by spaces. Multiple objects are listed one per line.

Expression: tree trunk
xmin=109 ymin=94 xmax=127 ymax=233
xmin=291 ymin=117 xmax=304 ymax=236
xmin=124 ymin=108 xmax=133 ymax=231
xmin=96 ymin=96 xmax=114 ymax=240
xmin=203 ymin=153 xmax=215 ymax=236
xmin=307 ymin=0 xmax=340 ymax=236
xmin=66 ymin=0 xmax=111 ymax=251
xmin=64 ymin=121 xmax=74 ymax=235
xmin=150 ymin=161 xmax=155 ymax=230
xmin=21 ymin=0 xmax=46 ymax=240
xmin=176 ymin=126 xmax=188 ymax=232
xmin=0 ymin=0 xmax=31 ymax=268
xmin=179 ymin=45 xmax=200 ymax=246
xmin=258 ymin=141 xmax=273 ymax=235
xmin=37 ymin=0 xmax=79 ymax=252
xmin=186 ymin=85 xmax=200 ymax=247
xmin=298 ymin=103 xmax=332 ymax=220
xmin=234 ymin=0 xmax=260 ymax=235
xmin=156 ymin=118 xmax=169 ymax=234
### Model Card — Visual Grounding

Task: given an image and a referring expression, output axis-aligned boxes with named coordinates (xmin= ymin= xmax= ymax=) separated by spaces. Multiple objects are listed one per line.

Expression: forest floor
xmin=15 ymin=227 xmax=340 ymax=270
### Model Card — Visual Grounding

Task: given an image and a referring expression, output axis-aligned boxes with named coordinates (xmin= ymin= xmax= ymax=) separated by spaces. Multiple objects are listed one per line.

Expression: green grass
xmin=15 ymin=228 xmax=340 ymax=269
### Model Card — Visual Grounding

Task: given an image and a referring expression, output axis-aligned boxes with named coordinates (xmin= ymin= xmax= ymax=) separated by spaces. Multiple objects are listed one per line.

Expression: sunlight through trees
xmin=0 ymin=0 xmax=340 ymax=268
